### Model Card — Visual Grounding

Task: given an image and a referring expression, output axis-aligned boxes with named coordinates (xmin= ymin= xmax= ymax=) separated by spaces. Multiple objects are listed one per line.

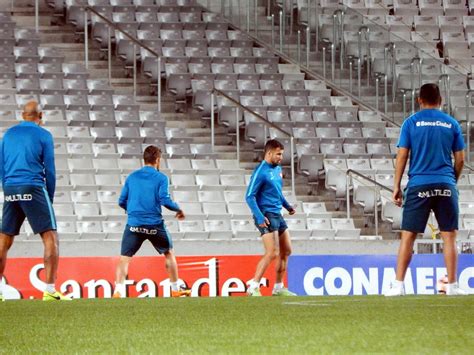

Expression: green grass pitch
xmin=1 ymin=296 xmax=473 ymax=354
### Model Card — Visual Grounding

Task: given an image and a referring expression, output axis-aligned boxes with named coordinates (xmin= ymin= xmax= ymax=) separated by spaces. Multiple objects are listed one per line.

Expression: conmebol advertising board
xmin=288 ymin=255 xmax=474 ymax=296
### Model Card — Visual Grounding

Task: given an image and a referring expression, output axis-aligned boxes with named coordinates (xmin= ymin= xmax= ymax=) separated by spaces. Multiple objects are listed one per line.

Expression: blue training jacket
xmin=245 ymin=161 xmax=292 ymax=225
xmin=118 ymin=166 xmax=181 ymax=226
xmin=0 ymin=121 xmax=56 ymax=202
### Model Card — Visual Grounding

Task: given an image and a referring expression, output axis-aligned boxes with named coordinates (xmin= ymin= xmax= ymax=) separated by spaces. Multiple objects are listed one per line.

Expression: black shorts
xmin=120 ymin=223 xmax=173 ymax=257
xmin=401 ymin=183 xmax=459 ymax=233
xmin=253 ymin=212 xmax=288 ymax=236
xmin=2 ymin=185 xmax=57 ymax=236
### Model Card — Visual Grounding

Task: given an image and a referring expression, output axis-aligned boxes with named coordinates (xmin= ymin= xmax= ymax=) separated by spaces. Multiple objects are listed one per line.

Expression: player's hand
xmin=392 ymin=187 xmax=402 ymax=207
xmin=258 ymin=217 xmax=270 ymax=228
xmin=288 ymin=207 xmax=296 ymax=215
xmin=175 ymin=210 xmax=185 ymax=220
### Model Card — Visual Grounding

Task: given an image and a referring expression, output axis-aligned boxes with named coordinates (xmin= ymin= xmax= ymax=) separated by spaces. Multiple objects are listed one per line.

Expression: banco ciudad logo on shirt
xmin=416 ymin=121 xmax=452 ymax=129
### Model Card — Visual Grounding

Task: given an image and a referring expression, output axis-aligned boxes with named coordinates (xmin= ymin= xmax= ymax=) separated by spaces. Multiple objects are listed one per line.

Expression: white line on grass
xmin=282 ymin=302 xmax=332 ymax=307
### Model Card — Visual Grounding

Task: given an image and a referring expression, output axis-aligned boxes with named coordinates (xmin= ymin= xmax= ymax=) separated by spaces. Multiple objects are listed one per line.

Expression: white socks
xmin=273 ymin=282 xmax=284 ymax=291
xmin=392 ymin=280 xmax=404 ymax=289
xmin=115 ymin=282 xmax=125 ymax=295
xmin=171 ymin=282 xmax=179 ymax=292
xmin=248 ymin=280 xmax=260 ymax=291
xmin=45 ymin=284 xmax=56 ymax=294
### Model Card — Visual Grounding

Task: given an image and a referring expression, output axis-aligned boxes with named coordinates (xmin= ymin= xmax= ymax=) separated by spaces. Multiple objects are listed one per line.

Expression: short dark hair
xmin=143 ymin=145 xmax=161 ymax=164
xmin=419 ymin=83 xmax=441 ymax=106
xmin=264 ymin=139 xmax=284 ymax=154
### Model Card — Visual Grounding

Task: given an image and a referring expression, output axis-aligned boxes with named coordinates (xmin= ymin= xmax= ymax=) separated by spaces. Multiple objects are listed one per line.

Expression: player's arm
xmin=453 ymin=122 xmax=466 ymax=182
xmin=245 ymin=170 xmax=267 ymax=226
xmin=43 ymin=133 xmax=56 ymax=203
xmin=158 ymin=176 xmax=181 ymax=212
xmin=280 ymin=192 xmax=295 ymax=215
xmin=453 ymin=150 xmax=465 ymax=182
xmin=118 ymin=180 xmax=129 ymax=210
xmin=393 ymin=148 xmax=409 ymax=206
xmin=0 ymin=139 xmax=3 ymax=185
xmin=393 ymin=120 xmax=411 ymax=207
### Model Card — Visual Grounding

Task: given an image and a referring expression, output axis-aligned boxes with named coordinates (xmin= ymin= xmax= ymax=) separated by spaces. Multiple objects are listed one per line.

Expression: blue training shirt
xmin=245 ymin=161 xmax=292 ymax=225
xmin=118 ymin=166 xmax=181 ymax=226
xmin=397 ymin=109 xmax=465 ymax=188
xmin=0 ymin=121 xmax=56 ymax=202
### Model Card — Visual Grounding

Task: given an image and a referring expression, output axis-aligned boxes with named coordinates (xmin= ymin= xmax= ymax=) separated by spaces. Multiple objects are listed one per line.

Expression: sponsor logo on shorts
xmin=5 ymin=194 xmax=33 ymax=202
xmin=418 ymin=189 xmax=452 ymax=198
xmin=129 ymin=226 xmax=158 ymax=235
xmin=416 ymin=121 xmax=452 ymax=129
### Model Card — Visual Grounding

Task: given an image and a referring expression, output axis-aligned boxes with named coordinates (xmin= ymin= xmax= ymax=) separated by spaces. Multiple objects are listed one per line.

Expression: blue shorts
xmin=401 ymin=183 xmax=459 ymax=233
xmin=120 ymin=223 xmax=173 ymax=257
xmin=254 ymin=212 xmax=288 ymax=236
xmin=2 ymin=185 xmax=57 ymax=236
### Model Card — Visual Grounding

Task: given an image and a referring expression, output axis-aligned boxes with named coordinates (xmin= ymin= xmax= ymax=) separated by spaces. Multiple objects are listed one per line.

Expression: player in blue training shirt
xmin=386 ymin=83 xmax=467 ymax=296
xmin=113 ymin=145 xmax=191 ymax=298
xmin=245 ymin=139 xmax=297 ymax=296
xmin=0 ymin=101 xmax=70 ymax=301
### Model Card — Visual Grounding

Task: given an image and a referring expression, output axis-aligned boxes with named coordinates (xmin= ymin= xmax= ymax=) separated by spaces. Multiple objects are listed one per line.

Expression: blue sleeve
xmin=397 ymin=119 xmax=411 ymax=149
xmin=245 ymin=166 xmax=265 ymax=225
xmin=158 ymin=175 xmax=180 ymax=212
xmin=281 ymin=194 xmax=292 ymax=211
xmin=0 ymin=139 xmax=3 ymax=186
xmin=43 ymin=133 xmax=56 ymax=202
xmin=118 ymin=179 xmax=129 ymax=210
xmin=452 ymin=122 xmax=465 ymax=152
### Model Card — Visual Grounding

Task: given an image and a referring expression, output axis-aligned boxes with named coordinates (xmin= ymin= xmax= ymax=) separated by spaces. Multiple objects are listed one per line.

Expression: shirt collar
xmin=263 ymin=161 xmax=278 ymax=169
xmin=19 ymin=121 xmax=39 ymax=127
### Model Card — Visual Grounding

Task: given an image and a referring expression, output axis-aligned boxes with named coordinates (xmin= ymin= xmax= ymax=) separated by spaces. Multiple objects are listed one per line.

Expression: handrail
xmin=345 ymin=168 xmax=392 ymax=236
xmin=223 ymin=13 xmax=402 ymax=128
xmin=210 ymin=87 xmax=296 ymax=198
xmin=346 ymin=169 xmax=393 ymax=193
xmin=85 ymin=6 xmax=160 ymax=58
xmin=84 ymin=6 xmax=162 ymax=111
xmin=211 ymin=88 xmax=292 ymax=137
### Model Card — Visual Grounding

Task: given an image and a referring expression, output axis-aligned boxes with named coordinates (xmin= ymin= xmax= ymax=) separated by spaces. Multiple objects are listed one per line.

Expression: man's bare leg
xmin=40 ymin=230 xmax=59 ymax=285
xmin=440 ymin=231 xmax=457 ymax=283
xmin=164 ymin=249 xmax=190 ymax=296
xmin=275 ymin=230 xmax=292 ymax=284
xmin=115 ymin=256 xmax=132 ymax=285
xmin=164 ymin=249 xmax=178 ymax=283
xmin=385 ymin=230 xmax=417 ymax=296
xmin=395 ymin=231 xmax=417 ymax=282
xmin=0 ymin=233 xmax=14 ymax=299
xmin=251 ymin=232 xmax=278 ymax=286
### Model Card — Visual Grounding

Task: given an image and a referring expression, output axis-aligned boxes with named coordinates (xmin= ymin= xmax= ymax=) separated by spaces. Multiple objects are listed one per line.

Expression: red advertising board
xmin=2 ymin=256 xmax=281 ymax=299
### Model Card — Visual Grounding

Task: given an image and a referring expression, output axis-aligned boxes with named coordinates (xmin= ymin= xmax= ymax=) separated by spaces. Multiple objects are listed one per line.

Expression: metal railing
xmin=346 ymin=169 xmax=392 ymax=236
xmin=210 ymin=87 xmax=296 ymax=198
xmin=83 ymin=6 xmax=162 ymax=112
xmin=345 ymin=163 xmax=474 ymax=237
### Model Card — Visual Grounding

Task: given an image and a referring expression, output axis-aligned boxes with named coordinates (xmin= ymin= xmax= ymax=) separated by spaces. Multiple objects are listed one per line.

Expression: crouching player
xmin=113 ymin=145 xmax=190 ymax=298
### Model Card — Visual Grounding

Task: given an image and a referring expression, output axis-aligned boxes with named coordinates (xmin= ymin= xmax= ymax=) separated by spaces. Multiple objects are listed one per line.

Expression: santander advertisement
xmin=1 ymin=256 xmax=278 ymax=300
xmin=2 ymin=254 xmax=473 ymax=299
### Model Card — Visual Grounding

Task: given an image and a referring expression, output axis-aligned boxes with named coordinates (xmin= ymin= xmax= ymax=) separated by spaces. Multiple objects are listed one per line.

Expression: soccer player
xmin=0 ymin=101 xmax=70 ymax=301
xmin=386 ymin=83 xmax=467 ymax=296
xmin=245 ymin=139 xmax=297 ymax=296
xmin=113 ymin=145 xmax=191 ymax=298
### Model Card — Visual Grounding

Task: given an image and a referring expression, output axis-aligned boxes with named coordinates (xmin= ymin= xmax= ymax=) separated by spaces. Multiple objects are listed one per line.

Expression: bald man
xmin=0 ymin=101 xmax=70 ymax=301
